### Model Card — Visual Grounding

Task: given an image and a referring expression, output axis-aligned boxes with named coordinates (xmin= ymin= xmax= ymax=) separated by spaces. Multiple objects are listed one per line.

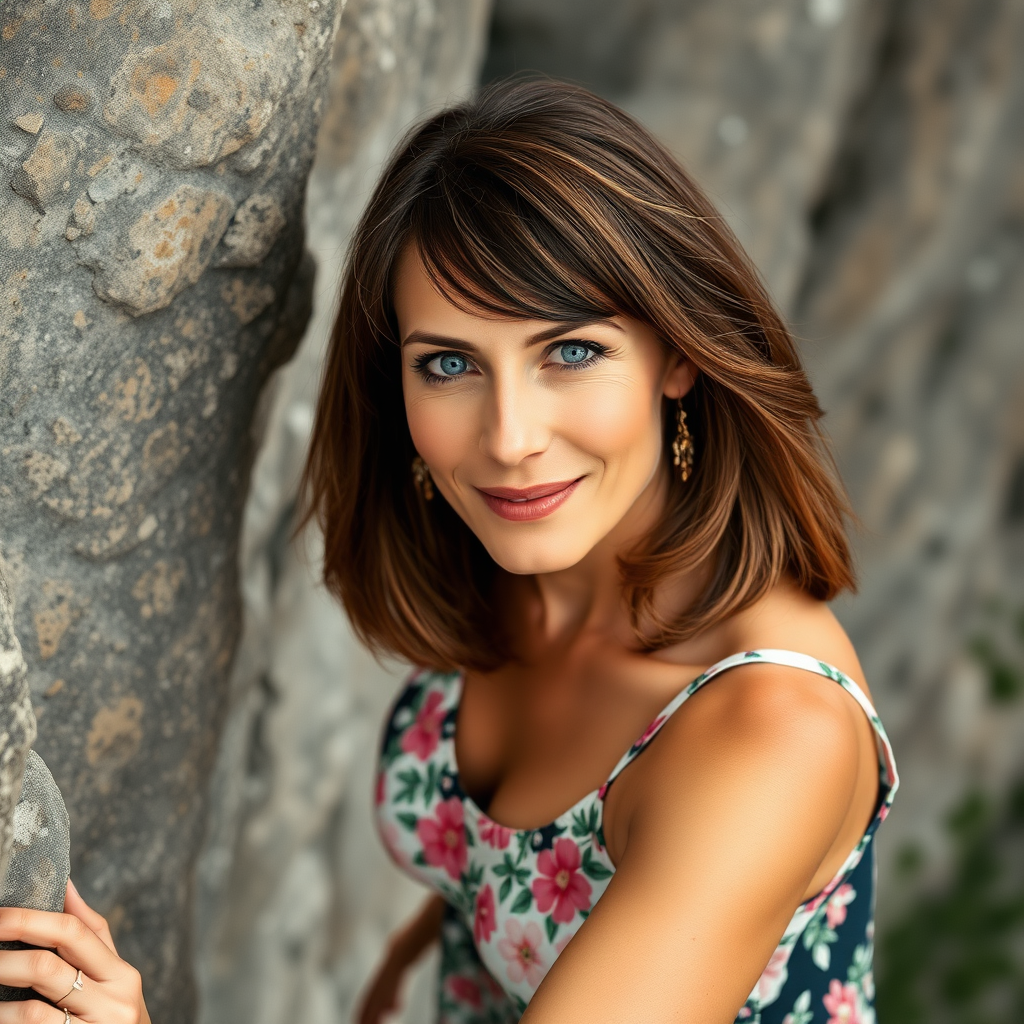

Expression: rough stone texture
xmin=483 ymin=0 xmax=1024 ymax=918
xmin=0 ymin=750 xmax=71 ymax=1003
xmin=193 ymin=2 xmax=492 ymax=1023
xmin=0 ymin=572 xmax=36 ymax=894
xmin=0 ymin=3 xmax=342 ymax=1021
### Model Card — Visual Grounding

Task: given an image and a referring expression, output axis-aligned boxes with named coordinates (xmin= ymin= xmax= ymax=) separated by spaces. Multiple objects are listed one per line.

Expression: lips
xmin=476 ymin=478 xmax=583 ymax=522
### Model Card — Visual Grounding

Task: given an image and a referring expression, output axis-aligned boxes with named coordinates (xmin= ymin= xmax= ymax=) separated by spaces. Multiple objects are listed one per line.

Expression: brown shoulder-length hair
xmin=300 ymin=76 xmax=855 ymax=672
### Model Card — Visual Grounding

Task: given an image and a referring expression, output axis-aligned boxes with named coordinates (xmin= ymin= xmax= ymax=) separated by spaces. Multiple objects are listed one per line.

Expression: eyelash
xmin=412 ymin=341 xmax=609 ymax=385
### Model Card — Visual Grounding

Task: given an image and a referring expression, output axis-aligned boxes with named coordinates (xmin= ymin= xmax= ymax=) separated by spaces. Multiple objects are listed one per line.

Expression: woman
xmin=303 ymin=77 xmax=897 ymax=1024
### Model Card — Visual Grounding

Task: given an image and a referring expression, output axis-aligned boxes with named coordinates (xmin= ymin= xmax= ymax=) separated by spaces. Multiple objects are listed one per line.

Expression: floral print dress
xmin=375 ymin=649 xmax=899 ymax=1024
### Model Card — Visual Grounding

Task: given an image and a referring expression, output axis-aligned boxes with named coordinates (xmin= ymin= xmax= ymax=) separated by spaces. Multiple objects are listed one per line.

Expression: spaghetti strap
xmin=601 ymin=649 xmax=899 ymax=805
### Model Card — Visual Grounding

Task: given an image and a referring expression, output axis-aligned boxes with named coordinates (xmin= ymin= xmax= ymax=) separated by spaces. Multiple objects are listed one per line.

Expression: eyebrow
xmin=400 ymin=319 xmax=625 ymax=350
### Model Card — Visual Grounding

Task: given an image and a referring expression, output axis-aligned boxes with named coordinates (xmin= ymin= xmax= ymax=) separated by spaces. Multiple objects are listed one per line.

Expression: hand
xmin=355 ymin=895 xmax=446 ymax=1024
xmin=0 ymin=878 xmax=151 ymax=1024
xmin=355 ymin=939 xmax=416 ymax=1024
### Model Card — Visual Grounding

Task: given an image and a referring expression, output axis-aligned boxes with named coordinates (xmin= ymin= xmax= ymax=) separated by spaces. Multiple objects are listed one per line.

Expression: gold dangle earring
xmin=671 ymin=399 xmax=695 ymax=482
xmin=411 ymin=455 xmax=434 ymax=500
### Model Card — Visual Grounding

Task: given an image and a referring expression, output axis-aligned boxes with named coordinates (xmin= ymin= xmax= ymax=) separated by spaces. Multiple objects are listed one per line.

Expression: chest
xmin=454 ymin=656 xmax=688 ymax=831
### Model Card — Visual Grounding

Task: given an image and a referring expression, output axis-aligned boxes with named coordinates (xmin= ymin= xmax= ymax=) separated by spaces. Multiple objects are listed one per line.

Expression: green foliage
xmin=876 ymin=782 xmax=1024 ymax=1024
xmin=967 ymin=602 xmax=1024 ymax=704
xmin=878 ymin=601 xmax=1024 ymax=1022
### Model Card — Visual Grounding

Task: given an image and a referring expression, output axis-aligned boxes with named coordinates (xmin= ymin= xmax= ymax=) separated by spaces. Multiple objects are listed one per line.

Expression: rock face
xmin=0 ymin=572 xmax=36 ymax=895
xmin=483 ymin=0 xmax=1024 ymax=917
xmin=193 ymin=2 xmax=492 ymax=1022
xmin=0 ymin=3 xmax=342 ymax=1021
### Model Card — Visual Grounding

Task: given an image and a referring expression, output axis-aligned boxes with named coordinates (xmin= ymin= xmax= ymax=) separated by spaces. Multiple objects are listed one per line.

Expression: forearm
xmin=389 ymin=893 xmax=446 ymax=963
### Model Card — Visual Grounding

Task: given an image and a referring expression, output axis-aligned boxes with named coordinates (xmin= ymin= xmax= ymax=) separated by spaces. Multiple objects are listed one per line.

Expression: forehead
xmin=393 ymin=244 xmax=548 ymax=344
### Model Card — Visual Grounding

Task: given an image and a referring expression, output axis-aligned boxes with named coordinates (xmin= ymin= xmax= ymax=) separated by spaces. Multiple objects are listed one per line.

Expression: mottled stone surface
xmin=0 ymin=750 xmax=71 ymax=1003
xmin=0 ymin=572 xmax=36 ymax=895
xmin=194 ymin=2 xmax=492 ymax=1022
xmin=0 ymin=2 xmax=342 ymax=1021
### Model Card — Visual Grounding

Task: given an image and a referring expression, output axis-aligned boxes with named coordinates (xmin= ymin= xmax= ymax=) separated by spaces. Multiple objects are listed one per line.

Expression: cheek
xmin=558 ymin=381 xmax=661 ymax=460
xmin=404 ymin=390 xmax=476 ymax=468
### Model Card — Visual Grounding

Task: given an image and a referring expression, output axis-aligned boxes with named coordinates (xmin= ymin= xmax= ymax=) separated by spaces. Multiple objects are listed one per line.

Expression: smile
xmin=476 ymin=478 xmax=583 ymax=521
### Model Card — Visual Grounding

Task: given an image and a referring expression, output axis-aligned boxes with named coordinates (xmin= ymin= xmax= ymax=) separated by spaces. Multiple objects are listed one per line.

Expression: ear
xmin=662 ymin=355 xmax=698 ymax=400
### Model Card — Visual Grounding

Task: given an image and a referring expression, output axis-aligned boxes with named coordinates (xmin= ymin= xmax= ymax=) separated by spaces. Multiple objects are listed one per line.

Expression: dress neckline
xmin=447 ymin=647 xmax=894 ymax=838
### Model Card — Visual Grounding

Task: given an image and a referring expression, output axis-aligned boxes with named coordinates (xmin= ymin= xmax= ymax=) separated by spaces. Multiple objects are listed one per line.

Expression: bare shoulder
xmin=649 ymin=656 xmax=863 ymax=791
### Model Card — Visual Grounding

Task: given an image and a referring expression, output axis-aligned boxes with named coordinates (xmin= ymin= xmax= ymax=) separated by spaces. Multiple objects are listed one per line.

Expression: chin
xmin=477 ymin=530 xmax=594 ymax=576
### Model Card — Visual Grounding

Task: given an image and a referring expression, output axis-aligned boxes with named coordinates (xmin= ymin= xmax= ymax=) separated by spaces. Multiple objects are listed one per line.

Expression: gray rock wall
xmin=0 ymin=2 xmax=343 ymax=1020
xmin=0 ymin=571 xmax=37 ymax=894
xmin=483 ymin=0 xmax=1024 ymax=914
xmin=194 ymin=2 xmax=492 ymax=1023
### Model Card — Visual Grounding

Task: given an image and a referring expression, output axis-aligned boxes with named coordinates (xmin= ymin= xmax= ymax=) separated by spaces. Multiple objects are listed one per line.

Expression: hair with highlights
xmin=299 ymin=77 xmax=855 ymax=671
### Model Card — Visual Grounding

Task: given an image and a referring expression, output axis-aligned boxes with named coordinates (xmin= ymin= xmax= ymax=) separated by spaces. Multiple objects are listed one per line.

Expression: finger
xmin=0 ymin=1000 xmax=74 ymax=1023
xmin=63 ymin=882 xmax=117 ymax=956
xmin=0 ymin=949 xmax=81 ymax=1006
xmin=0 ymin=909 xmax=118 ymax=983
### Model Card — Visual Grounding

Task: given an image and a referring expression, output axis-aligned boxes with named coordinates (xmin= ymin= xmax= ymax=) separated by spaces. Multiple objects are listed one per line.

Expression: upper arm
xmin=520 ymin=666 xmax=863 ymax=1024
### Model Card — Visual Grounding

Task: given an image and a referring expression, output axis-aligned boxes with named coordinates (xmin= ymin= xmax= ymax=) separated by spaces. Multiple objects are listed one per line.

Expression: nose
xmin=478 ymin=378 xmax=550 ymax=467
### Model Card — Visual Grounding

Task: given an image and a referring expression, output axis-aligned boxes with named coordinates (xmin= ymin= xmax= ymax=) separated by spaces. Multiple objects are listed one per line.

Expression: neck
xmin=503 ymin=467 xmax=702 ymax=659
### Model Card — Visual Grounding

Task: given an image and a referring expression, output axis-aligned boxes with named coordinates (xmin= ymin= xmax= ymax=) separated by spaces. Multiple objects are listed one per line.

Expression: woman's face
xmin=395 ymin=247 xmax=694 ymax=575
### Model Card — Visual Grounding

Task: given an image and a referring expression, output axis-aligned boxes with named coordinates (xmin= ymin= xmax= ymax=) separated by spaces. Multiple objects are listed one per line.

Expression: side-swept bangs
xmin=300 ymin=76 xmax=855 ymax=671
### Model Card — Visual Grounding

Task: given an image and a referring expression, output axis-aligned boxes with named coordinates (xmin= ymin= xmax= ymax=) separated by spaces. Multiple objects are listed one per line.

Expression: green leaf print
xmin=493 ymin=855 xmax=514 ymax=878
xmin=394 ymin=769 xmax=421 ymax=804
xmin=510 ymin=888 xmax=533 ymax=914
xmin=545 ymin=916 xmax=559 ymax=944
xmin=783 ymin=989 xmax=813 ymax=1024
xmin=396 ymin=811 xmax=419 ymax=832
xmin=572 ymin=804 xmax=601 ymax=840
xmin=847 ymin=941 xmax=872 ymax=985
xmin=515 ymin=831 xmax=532 ymax=866
xmin=424 ymin=762 xmax=437 ymax=801
xmin=498 ymin=877 xmax=512 ymax=904
xmin=581 ymin=846 xmax=613 ymax=880
xmin=818 ymin=661 xmax=842 ymax=682
xmin=382 ymin=732 xmax=404 ymax=767
xmin=812 ymin=941 xmax=831 ymax=972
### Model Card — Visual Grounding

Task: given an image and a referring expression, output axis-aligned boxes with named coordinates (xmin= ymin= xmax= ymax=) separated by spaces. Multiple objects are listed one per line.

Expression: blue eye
xmin=559 ymin=343 xmax=589 ymax=364
xmin=436 ymin=353 xmax=468 ymax=376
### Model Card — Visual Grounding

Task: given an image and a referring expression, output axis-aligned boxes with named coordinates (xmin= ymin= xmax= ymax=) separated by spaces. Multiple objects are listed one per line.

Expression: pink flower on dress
xmin=375 ymin=771 xmax=386 ymax=806
xmin=634 ymin=714 xmax=667 ymax=749
xmin=751 ymin=946 xmax=792 ymax=1004
xmin=497 ymin=919 xmax=546 ymax=988
xmin=474 ymin=884 xmax=497 ymax=945
xmin=416 ymin=796 xmax=467 ymax=880
xmin=826 ymin=883 xmax=856 ymax=929
xmin=401 ymin=690 xmax=446 ymax=760
xmin=531 ymin=838 xmax=592 ymax=924
xmin=446 ymin=975 xmax=483 ymax=1009
xmin=823 ymin=979 xmax=863 ymax=1024
xmin=479 ymin=817 xmax=513 ymax=849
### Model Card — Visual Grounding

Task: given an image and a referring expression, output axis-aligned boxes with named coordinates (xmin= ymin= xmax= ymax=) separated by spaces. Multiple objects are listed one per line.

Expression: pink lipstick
xmin=476 ymin=478 xmax=583 ymax=521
